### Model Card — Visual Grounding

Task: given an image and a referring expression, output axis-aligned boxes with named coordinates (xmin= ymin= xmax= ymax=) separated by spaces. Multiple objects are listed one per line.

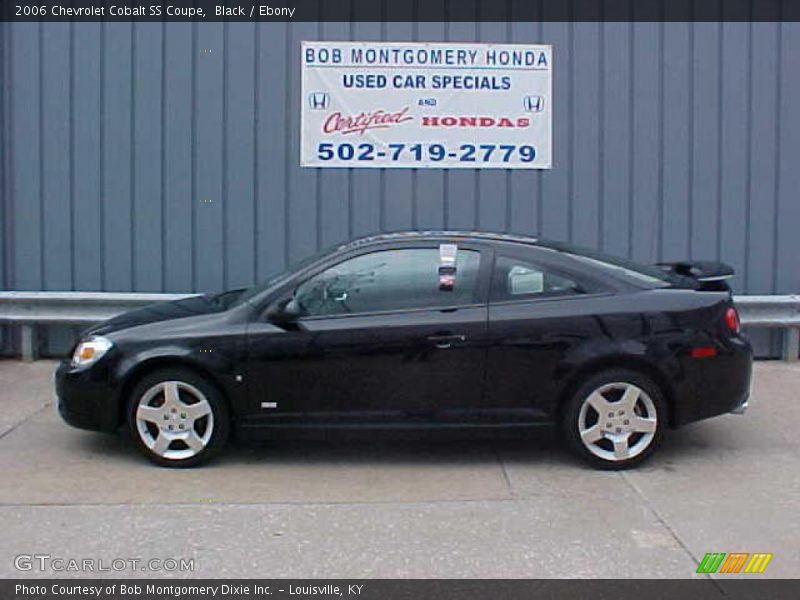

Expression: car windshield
xmin=542 ymin=241 xmax=683 ymax=288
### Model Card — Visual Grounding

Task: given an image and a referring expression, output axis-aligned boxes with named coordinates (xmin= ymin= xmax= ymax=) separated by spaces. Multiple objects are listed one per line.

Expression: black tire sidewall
xmin=561 ymin=368 xmax=666 ymax=470
xmin=126 ymin=367 xmax=230 ymax=468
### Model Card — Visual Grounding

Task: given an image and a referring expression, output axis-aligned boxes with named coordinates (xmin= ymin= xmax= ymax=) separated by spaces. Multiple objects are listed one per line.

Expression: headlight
xmin=71 ymin=336 xmax=113 ymax=367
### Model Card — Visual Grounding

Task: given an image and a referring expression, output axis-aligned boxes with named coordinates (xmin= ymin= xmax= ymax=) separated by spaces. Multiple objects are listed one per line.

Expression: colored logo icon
xmin=696 ymin=552 xmax=773 ymax=574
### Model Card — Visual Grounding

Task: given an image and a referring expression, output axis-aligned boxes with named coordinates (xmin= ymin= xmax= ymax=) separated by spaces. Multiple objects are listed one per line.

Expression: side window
xmin=491 ymin=255 xmax=585 ymax=302
xmin=294 ymin=248 xmax=480 ymax=317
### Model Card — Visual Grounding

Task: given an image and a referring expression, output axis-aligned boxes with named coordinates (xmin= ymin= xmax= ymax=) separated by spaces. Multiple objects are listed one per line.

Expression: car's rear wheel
xmin=561 ymin=369 xmax=666 ymax=469
xmin=127 ymin=368 xmax=230 ymax=468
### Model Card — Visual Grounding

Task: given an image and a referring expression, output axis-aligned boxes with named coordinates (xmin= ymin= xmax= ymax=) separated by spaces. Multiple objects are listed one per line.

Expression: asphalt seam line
xmin=619 ymin=470 xmax=727 ymax=597
xmin=0 ymin=401 xmax=51 ymax=442
xmin=0 ymin=497 xmax=521 ymax=509
xmin=495 ymin=450 xmax=515 ymax=498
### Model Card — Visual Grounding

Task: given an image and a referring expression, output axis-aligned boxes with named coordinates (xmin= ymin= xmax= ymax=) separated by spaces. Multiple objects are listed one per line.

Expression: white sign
xmin=301 ymin=42 xmax=552 ymax=169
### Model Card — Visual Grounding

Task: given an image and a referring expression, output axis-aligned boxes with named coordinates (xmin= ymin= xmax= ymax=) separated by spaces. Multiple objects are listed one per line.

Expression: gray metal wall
xmin=2 ymin=16 xmax=800 ymax=354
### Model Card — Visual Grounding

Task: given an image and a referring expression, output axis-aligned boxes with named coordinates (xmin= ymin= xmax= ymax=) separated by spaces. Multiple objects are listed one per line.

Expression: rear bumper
xmin=671 ymin=335 xmax=753 ymax=427
xmin=730 ymin=392 xmax=749 ymax=415
xmin=55 ymin=360 xmax=121 ymax=433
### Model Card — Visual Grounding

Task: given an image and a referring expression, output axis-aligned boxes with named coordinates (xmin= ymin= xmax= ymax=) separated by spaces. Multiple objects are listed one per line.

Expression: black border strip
xmin=3 ymin=579 xmax=800 ymax=600
xmin=3 ymin=0 xmax=799 ymax=23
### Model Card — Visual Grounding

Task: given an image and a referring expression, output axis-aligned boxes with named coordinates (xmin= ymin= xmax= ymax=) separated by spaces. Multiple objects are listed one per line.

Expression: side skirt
xmin=235 ymin=420 xmax=554 ymax=442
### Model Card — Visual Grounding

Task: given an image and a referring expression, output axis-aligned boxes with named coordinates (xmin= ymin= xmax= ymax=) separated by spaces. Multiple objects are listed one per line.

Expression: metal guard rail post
xmin=1 ymin=291 xmax=799 ymax=362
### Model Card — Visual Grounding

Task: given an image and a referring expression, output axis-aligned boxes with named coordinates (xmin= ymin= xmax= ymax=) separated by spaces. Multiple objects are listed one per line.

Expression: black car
xmin=56 ymin=231 xmax=752 ymax=469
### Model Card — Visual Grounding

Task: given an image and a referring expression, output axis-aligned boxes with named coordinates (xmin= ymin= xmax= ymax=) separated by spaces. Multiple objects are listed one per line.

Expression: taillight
xmin=724 ymin=307 xmax=740 ymax=334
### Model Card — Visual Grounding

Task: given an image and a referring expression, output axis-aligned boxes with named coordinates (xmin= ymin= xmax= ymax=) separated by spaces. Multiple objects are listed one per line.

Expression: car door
xmin=483 ymin=250 xmax=607 ymax=423
xmin=244 ymin=243 xmax=490 ymax=426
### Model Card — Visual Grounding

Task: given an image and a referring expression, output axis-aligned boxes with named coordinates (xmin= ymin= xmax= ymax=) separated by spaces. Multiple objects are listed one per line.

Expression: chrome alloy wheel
xmin=134 ymin=381 xmax=214 ymax=461
xmin=577 ymin=382 xmax=658 ymax=462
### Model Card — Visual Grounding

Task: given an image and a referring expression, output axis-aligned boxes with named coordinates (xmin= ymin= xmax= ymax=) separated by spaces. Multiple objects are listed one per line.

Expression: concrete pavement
xmin=0 ymin=360 xmax=798 ymax=581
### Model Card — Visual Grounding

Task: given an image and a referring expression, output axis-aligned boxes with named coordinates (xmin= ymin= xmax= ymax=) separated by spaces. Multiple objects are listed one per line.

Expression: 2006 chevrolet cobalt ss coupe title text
xmin=56 ymin=232 xmax=752 ymax=469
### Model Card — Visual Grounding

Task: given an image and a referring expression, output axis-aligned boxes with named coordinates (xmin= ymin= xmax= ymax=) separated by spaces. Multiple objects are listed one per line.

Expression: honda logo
xmin=523 ymin=95 xmax=545 ymax=112
xmin=308 ymin=92 xmax=330 ymax=110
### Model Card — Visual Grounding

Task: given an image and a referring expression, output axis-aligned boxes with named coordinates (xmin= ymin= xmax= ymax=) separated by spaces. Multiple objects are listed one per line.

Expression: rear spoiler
xmin=655 ymin=261 xmax=734 ymax=291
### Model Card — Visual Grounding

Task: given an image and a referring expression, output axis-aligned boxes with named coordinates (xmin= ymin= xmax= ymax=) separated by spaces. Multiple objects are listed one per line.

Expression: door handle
xmin=427 ymin=334 xmax=466 ymax=349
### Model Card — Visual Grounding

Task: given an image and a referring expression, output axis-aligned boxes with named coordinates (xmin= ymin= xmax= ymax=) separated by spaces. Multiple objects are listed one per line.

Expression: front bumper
xmin=55 ymin=360 xmax=121 ymax=432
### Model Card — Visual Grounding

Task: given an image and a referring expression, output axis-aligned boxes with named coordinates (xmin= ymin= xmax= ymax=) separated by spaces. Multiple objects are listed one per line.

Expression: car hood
xmin=83 ymin=290 xmax=245 ymax=337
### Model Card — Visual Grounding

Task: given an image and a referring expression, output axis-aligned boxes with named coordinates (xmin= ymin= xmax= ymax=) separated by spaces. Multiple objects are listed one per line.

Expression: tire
xmin=126 ymin=367 xmax=230 ymax=468
xmin=560 ymin=368 xmax=666 ymax=470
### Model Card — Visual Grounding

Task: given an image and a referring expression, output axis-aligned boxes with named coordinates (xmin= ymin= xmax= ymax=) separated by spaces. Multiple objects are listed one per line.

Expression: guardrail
xmin=1 ymin=291 xmax=798 ymax=361
xmin=733 ymin=295 xmax=800 ymax=362
xmin=0 ymin=291 xmax=196 ymax=361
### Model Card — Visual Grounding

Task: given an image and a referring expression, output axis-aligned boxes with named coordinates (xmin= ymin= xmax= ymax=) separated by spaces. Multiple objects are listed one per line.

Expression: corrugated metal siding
xmin=2 ymin=14 xmax=800 ymax=355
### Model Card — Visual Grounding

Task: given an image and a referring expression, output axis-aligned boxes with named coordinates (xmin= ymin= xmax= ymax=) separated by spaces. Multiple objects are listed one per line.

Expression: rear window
xmin=542 ymin=242 xmax=677 ymax=289
xmin=491 ymin=255 xmax=587 ymax=301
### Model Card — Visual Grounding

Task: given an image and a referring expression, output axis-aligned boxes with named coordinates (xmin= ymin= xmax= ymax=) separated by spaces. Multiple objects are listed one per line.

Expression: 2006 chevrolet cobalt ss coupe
xmin=56 ymin=232 xmax=752 ymax=469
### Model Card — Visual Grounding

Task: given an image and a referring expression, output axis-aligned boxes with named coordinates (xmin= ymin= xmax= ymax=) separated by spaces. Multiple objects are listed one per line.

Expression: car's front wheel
xmin=561 ymin=369 xmax=666 ymax=469
xmin=127 ymin=368 xmax=230 ymax=468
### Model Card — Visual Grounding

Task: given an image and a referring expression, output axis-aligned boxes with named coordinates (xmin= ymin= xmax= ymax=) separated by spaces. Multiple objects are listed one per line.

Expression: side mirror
xmin=266 ymin=297 xmax=303 ymax=322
